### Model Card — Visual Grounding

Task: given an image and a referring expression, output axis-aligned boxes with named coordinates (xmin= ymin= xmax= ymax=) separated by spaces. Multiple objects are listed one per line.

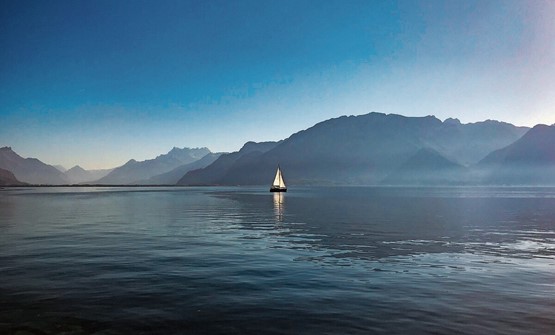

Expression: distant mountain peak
xmin=67 ymin=165 xmax=86 ymax=172
xmin=157 ymin=146 xmax=211 ymax=160
xmin=95 ymin=147 xmax=212 ymax=184
xmin=531 ymin=123 xmax=551 ymax=130
xmin=406 ymin=147 xmax=461 ymax=167
xmin=0 ymin=147 xmax=68 ymax=184
xmin=120 ymin=159 xmax=138 ymax=167
xmin=0 ymin=146 xmax=17 ymax=155
xmin=479 ymin=119 xmax=520 ymax=127
xmin=520 ymin=124 xmax=555 ymax=143
xmin=444 ymin=118 xmax=461 ymax=125
xmin=477 ymin=124 xmax=555 ymax=184
xmin=239 ymin=141 xmax=281 ymax=154
xmin=480 ymin=123 xmax=555 ymax=166
xmin=168 ymin=146 xmax=181 ymax=154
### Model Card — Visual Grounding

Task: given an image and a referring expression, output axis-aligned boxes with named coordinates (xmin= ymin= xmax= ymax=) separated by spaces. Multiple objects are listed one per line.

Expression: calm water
xmin=1 ymin=186 xmax=554 ymax=334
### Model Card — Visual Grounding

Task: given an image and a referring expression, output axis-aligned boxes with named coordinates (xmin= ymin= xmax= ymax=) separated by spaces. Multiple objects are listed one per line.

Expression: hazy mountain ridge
xmin=64 ymin=165 xmax=113 ymax=184
xmin=177 ymin=141 xmax=280 ymax=185
xmin=0 ymin=167 xmax=26 ymax=186
xmin=141 ymin=153 xmax=223 ymax=185
xmin=222 ymin=114 xmax=429 ymax=185
xmin=381 ymin=148 xmax=466 ymax=185
xmin=476 ymin=124 xmax=555 ymax=185
xmin=2 ymin=113 xmax=549 ymax=186
xmin=422 ymin=118 xmax=529 ymax=165
xmin=95 ymin=147 xmax=211 ymax=185
xmin=53 ymin=165 xmax=67 ymax=172
xmin=0 ymin=147 xmax=68 ymax=184
xmin=180 ymin=113 xmax=528 ymax=186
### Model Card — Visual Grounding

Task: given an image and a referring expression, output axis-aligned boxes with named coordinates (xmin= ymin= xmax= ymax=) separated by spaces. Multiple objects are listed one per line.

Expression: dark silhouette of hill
xmin=141 ymin=153 xmax=222 ymax=185
xmin=180 ymin=113 xmax=526 ymax=186
xmin=381 ymin=148 xmax=466 ymax=185
xmin=0 ymin=147 xmax=68 ymax=184
xmin=477 ymin=124 xmax=555 ymax=184
xmin=95 ymin=147 xmax=210 ymax=185
xmin=65 ymin=165 xmax=113 ymax=184
xmin=0 ymin=167 xmax=26 ymax=186
xmin=177 ymin=141 xmax=279 ymax=185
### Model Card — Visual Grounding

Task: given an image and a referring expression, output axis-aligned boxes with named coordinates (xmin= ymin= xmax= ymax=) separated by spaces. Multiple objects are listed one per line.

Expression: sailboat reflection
xmin=273 ymin=192 xmax=285 ymax=222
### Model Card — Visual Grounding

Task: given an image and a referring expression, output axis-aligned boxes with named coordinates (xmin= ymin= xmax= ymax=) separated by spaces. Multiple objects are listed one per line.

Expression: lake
xmin=1 ymin=186 xmax=554 ymax=334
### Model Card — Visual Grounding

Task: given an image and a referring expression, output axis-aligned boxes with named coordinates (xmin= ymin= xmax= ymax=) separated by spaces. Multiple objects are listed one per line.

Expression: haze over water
xmin=1 ymin=186 xmax=554 ymax=334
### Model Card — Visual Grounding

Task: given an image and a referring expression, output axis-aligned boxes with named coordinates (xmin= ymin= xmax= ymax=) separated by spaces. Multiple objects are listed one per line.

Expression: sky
xmin=1 ymin=0 xmax=554 ymax=169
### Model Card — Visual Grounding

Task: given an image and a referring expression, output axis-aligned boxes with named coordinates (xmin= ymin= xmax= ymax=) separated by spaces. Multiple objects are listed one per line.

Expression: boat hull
xmin=270 ymin=188 xmax=287 ymax=192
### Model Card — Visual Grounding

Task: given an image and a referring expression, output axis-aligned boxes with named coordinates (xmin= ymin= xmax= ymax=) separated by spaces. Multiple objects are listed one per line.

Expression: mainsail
xmin=271 ymin=166 xmax=286 ymax=191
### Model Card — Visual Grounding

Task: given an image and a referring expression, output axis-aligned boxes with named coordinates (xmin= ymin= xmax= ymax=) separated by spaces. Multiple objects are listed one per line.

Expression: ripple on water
xmin=1 ymin=186 xmax=555 ymax=334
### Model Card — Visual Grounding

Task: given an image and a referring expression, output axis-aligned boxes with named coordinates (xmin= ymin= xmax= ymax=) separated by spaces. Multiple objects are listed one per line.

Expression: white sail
xmin=272 ymin=167 xmax=286 ymax=188
xmin=271 ymin=166 xmax=286 ymax=191
xmin=273 ymin=167 xmax=281 ymax=187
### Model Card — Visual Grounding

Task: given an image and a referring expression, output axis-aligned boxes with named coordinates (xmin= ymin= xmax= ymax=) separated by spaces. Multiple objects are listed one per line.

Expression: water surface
xmin=1 ymin=186 xmax=554 ymax=334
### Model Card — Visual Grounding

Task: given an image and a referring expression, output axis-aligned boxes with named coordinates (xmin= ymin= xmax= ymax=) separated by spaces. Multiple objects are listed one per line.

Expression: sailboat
xmin=270 ymin=165 xmax=287 ymax=192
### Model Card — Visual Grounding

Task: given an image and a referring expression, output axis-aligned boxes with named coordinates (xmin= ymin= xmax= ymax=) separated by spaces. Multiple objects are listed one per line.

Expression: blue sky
xmin=1 ymin=0 xmax=554 ymax=169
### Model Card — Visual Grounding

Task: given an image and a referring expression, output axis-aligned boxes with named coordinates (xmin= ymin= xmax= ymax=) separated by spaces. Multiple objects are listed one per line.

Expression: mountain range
xmin=179 ymin=113 xmax=530 ymax=186
xmin=2 ymin=112 xmax=555 ymax=186
xmin=477 ymin=124 xmax=555 ymax=185
xmin=0 ymin=146 xmax=69 ymax=185
xmin=177 ymin=141 xmax=280 ymax=185
xmin=140 ymin=153 xmax=222 ymax=185
xmin=0 ymin=146 xmax=213 ymax=185
xmin=64 ymin=165 xmax=113 ymax=184
xmin=95 ymin=147 xmax=211 ymax=185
